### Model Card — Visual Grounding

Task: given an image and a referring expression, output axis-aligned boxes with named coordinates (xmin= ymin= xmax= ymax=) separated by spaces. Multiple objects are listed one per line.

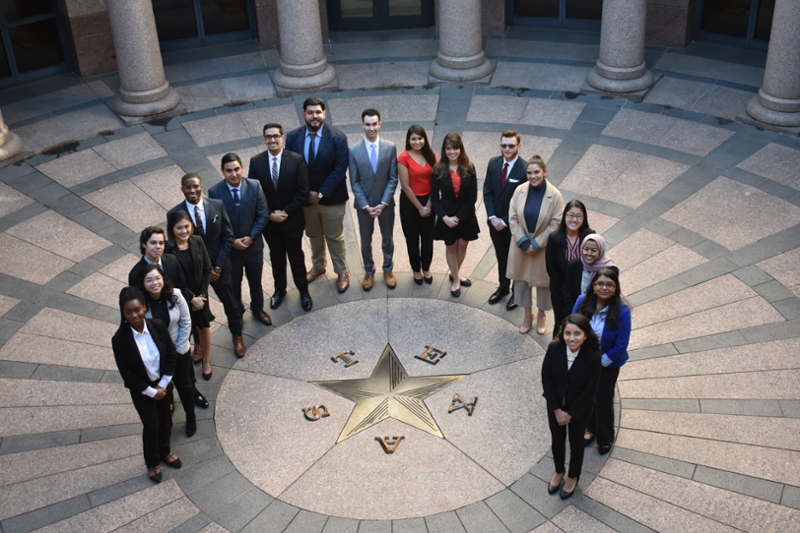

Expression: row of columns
xmin=1 ymin=0 xmax=798 ymax=163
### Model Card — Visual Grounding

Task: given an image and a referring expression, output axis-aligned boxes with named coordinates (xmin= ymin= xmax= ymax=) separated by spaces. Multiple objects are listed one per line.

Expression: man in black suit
xmin=483 ymin=130 xmax=527 ymax=310
xmin=208 ymin=153 xmax=271 ymax=329
xmin=249 ymin=123 xmax=312 ymax=312
xmin=167 ymin=173 xmax=247 ymax=357
xmin=284 ymin=97 xmax=351 ymax=293
xmin=128 ymin=226 xmax=208 ymax=409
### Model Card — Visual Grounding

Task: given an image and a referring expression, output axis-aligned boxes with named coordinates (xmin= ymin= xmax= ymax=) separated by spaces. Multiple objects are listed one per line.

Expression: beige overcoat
xmin=506 ymin=180 xmax=564 ymax=287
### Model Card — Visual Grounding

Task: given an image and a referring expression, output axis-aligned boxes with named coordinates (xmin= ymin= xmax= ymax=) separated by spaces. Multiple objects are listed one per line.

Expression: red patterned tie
xmin=501 ymin=162 xmax=509 ymax=189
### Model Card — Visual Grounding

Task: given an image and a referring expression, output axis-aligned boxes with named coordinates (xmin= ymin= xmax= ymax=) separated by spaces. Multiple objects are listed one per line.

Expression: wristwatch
xmin=317 ymin=192 xmax=324 ymax=199
xmin=213 ymin=266 xmax=222 ymax=273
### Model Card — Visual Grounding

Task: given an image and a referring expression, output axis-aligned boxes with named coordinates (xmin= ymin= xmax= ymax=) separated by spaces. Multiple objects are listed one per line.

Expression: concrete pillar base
xmin=586 ymin=62 xmax=654 ymax=94
xmin=429 ymin=57 xmax=494 ymax=82
xmin=271 ymin=64 xmax=338 ymax=97
xmin=111 ymin=88 xmax=181 ymax=117
xmin=746 ymin=94 xmax=800 ymax=127
xmin=0 ymin=125 xmax=22 ymax=162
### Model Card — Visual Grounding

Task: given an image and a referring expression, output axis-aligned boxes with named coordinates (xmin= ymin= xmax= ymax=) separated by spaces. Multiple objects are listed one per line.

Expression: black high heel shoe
xmin=560 ymin=477 xmax=579 ymax=500
xmin=548 ymin=473 xmax=563 ymax=495
xmin=413 ymin=274 xmax=423 ymax=285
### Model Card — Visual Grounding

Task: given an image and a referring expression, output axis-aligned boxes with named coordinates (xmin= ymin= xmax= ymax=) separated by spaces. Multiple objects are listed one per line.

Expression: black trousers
xmin=172 ymin=350 xmax=196 ymax=416
xmin=210 ymin=265 xmax=243 ymax=337
xmin=548 ymin=409 xmax=589 ymax=479
xmin=264 ymin=223 xmax=308 ymax=295
xmin=586 ymin=366 xmax=621 ymax=447
xmin=130 ymin=384 xmax=172 ymax=468
xmin=229 ymin=248 xmax=264 ymax=313
xmin=399 ymin=194 xmax=434 ymax=273
xmin=550 ymin=284 xmax=570 ymax=337
xmin=489 ymin=223 xmax=512 ymax=291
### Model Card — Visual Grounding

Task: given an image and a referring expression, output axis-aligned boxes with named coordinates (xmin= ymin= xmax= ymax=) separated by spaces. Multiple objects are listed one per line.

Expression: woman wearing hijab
xmin=564 ymin=233 xmax=617 ymax=316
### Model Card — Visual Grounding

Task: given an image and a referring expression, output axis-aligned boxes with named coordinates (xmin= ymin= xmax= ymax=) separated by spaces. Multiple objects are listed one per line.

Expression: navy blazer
xmin=164 ymin=236 xmax=212 ymax=298
xmin=167 ymin=198 xmax=234 ymax=269
xmin=248 ymin=149 xmax=309 ymax=231
xmin=541 ymin=340 xmax=601 ymax=421
xmin=431 ymin=163 xmax=478 ymax=221
xmin=112 ymin=318 xmax=178 ymax=395
xmin=207 ymin=178 xmax=268 ymax=255
xmin=285 ymin=124 xmax=349 ymax=206
xmin=573 ymin=294 xmax=631 ymax=368
xmin=483 ymin=155 xmax=527 ymax=224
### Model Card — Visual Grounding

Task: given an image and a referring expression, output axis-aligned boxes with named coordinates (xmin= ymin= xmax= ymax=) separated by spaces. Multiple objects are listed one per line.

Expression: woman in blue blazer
xmin=573 ymin=267 xmax=631 ymax=455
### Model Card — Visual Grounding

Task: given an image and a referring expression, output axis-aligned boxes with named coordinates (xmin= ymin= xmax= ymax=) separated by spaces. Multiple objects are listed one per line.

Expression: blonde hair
xmin=527 ymin=154 xmax=546 ymax=171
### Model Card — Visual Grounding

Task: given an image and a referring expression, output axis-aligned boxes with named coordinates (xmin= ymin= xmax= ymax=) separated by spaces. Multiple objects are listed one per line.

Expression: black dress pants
xmin=230 ymin=248 xmax=264 ymax=312
xmin=489 ymin=223 xmax=512 ymax=291
xmin=399 ymin=194 xmax=434 ymax=273
xmin=547 ymin=409 xmax=589 ymax=479
xmin=264 ymin=223 xmax=308 ymax=295
xmin=210 ymin=265 xmax=243 ymax=337
xmin=586 ymin=366 xmax=621 ymax=447
xmin=172 ymin=350 xmax=196 ymax=416
xmin=130 ymin=384 xmax=172 ymax=468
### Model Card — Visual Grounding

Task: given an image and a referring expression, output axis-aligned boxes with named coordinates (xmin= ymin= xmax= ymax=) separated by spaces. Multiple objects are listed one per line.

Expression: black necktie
xmin=307 ymin=133 xmax=316 ymax=168
xmin=194 ymin=205 xmax=205 ymax=236
xmin=232 ymin=188 xmax=240 ymax=210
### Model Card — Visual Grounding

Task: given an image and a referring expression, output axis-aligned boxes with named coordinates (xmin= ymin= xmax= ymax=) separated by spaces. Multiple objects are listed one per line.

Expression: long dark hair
xmin=555 ymin=313 xmax=600 ymax=352
xmin=576 ymin=268 xmax=628 ymax=330
xmin=118 ymin=286 xmax=147 ymax=327
xmin=405 ymin=124 xmax=436 ymax=168
xmin=137 ymin=264 xmax=176 ymax=309
xmin=434 ymin=133 xmax=471 ymax=179
xmin=167 ymin=210 xmax=193 ymax=244
xmin=556 ymin=199 xmax=592 ymax=236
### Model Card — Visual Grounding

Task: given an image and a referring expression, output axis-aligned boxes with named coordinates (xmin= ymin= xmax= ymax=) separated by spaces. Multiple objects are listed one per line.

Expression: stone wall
xmin=645 ymin=0 xmax=697 ymax=48
xmin=57 ymin=0 xmax=116 ymax=77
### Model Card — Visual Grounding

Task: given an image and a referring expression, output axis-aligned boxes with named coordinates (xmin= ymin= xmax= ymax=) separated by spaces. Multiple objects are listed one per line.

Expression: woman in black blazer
xmin=431 ymin=133 xmax=480 ymax=297
xmin=545 ymin=200 xmax=594 ymax=338
xmin=564 ymin=233 xmax=618 ymax=315
xmin=541 ymin=313 xmax=601 ymax=500
xmin=111 ymin=287 xmax=182 ymax=483
xmin=166 ymin=210 xmax=214 ymax=380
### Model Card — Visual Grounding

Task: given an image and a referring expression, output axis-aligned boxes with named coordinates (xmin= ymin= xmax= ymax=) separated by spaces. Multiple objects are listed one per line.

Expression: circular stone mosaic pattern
xmin=216 ymin=298 xmax=551 ymax=520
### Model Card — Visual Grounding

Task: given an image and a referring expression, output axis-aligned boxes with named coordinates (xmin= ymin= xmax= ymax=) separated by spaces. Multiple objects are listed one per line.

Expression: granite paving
xmin=0 ymin=28 xmax=797 ymax=533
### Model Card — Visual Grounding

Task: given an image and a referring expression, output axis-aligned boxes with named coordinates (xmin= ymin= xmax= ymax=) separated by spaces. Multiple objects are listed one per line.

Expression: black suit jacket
xmin=546 ymin=229 xmax=594 ymax=300
xmin=164 ymin=236 xmax=212 ymax=297
xmin=248 ymin=149 xmax=309 ymax=231
xmin=483 ymin=156 xmax=527 ymax=224
xmin=284 ymin=124 xmax=349 ymax=206
xmin=207 ymin=178 xmax=268 ymax=256
xmin=167 ymin=198 xmax=234 ymax=270
xmin=112 ymin=318 xmax=178 ymax=394
xmin=564 ymin=259 xmax=620 ymax=314
xmin=431 ymin=163 xmax=478 ymax=220
xmin=128 ymin=255 xmax=191 ymax=303
xmin=541 ymin=340 xmax=601 ymax=421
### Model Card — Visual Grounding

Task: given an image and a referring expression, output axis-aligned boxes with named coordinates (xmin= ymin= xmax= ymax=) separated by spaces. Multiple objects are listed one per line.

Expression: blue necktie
xmin=232 ymin=188 xmax=240 ymax=207
xmin=370 ymin=143 xmax=378 ymax=174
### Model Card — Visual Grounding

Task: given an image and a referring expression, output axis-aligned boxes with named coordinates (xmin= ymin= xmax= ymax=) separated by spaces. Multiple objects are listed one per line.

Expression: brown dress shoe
xmin=337 ymin=272 xmax=350 ymax=293
xmin=384 ymin=271 xmax=397 ymax=289
xmin=306 ymin=268 xmax=326 ymax=283
xmin=233 ymin=336 xmax=246 ymax=357
xmin=191 ymin=343 xmax=202 ymax=363
xmin=362 ymin=273 xmax=374 ymax=291
xmin=253 ymin=309 xmax=272 ymax=326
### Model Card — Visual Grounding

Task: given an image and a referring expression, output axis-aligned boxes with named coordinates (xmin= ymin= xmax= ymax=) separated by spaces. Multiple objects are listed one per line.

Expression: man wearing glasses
xmin=483 ymin=130 xmax=527 ymax=309
xmin=249 ymin=123 xmax=312 ymax=312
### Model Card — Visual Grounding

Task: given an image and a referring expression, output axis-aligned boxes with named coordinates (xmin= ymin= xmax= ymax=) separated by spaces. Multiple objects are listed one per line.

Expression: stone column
xmin=587 ymin=0 xmax=654 ymax=93
xmin=430 ymin=0 xmax=494 ymax=82
xmin=271 ymin=0 xmax=336 ymax=93
xmin=106 ymin=0 xmax=180 ymax=117
xmin=0 ymin=110 xmax=22 ymax=162
xmin=746 ymin=0 xmax=800 ymax=127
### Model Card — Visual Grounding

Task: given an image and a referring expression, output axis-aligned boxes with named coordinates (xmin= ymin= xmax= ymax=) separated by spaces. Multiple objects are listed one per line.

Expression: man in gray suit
xmin=349 ymin=108 xmax=399 ymax=290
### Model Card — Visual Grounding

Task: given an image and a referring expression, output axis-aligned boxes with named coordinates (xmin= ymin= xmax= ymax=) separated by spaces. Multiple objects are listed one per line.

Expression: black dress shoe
xmin=424 ymin=275 xmax=433 ymax=284
xmin=560 ymin=479 xmax=578 ymax=500
xmin=413 ymin=275 xmax=423 ymax=286
xmin=269 ymin=291 xmax=286 ymax=309
xmin=194 ymin=391 xmax=209 ymax=409
xmin=584 ymin=432 xmax=595 ymax=447
xmin=548 ymin=474 xmax=563 ymax=495
xmin=450 ymin=288 xmax=461 ymax=298
xmin=185 ymin=414 xmax=196 ymax=437
xmin=506 ymin=295 xmax=518 ymax=311
xmin=202 ymin=370 xmax=212 ymax=381
xmin=301 ymin=293 xmax=313 ymax=312
xmin=598 ymin=444 xmax=612 ymax=455
xmin=488 ymin=287 xmax=510 ymax=305
xmin=449 ymin=274 xmax=471 ymax=286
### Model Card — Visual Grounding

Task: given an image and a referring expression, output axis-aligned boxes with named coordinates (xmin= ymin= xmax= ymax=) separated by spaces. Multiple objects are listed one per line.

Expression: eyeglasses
xmin=500 ymin=144 xmax=517 ymax=149
xmin=566 ymin=213 xmax=584 ymax=220
xmin=264 ymin=134 xmax=282 ymax=140
xmin=581 ymin=247 xmax=599 ymax=254
xmin=594 ymin=282 xmax=616 ymax=289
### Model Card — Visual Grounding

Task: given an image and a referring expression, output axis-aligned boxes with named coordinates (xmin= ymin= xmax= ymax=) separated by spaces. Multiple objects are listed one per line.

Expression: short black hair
xmin=303 ymin=97 xmax=326 ymax=111
xmin=139 ymin=226 xmax=165 ymax=256
xmin=220 ymin=153 xmax=242 ymax=168
xmin=263 ymin=123 xmax=283 ymax=136
xmin=362 ymin=108 xmax=381 ymax=122
xmin=118 ymin=286 xmax=147 ymax=326
xmin=181 ymin=173 xmax=201 ymax=187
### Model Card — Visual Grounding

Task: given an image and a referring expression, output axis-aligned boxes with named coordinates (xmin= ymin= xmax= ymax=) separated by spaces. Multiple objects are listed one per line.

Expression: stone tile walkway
xmin=0 ymin=28 xmax=798 ymax=533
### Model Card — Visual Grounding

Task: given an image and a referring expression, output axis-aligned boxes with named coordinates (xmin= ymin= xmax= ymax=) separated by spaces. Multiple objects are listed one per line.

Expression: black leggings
xmin=399 ymin=193 xmax=435 ymax=272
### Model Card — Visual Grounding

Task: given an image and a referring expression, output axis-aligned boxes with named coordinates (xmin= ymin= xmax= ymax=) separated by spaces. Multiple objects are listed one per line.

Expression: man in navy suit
xmin=349 ymin=108 xmax=399 ymax=290
xmin=208 ymin=153 xmax=271 ymax=331
xmin=284 ymin=97 xmax=351 ymax=293
xmin=249 ymin=123 xmax=312 ymax=312
xmin=483 ymin=130 xmax=527 ymax=310
xmin=168 ymin=173 xmax=247 ymax=357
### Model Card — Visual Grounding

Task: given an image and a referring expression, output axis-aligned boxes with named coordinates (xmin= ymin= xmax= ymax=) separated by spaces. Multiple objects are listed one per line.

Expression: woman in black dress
xmin=541 ymin=313 xmax=601 ymax=500
xmin=431 ymin=133 xmax=480 ymax=297
xmin=166 ymin=210 xmax=215 ymax=381
xmin=111 ymin=286 xmax=181 ymax=483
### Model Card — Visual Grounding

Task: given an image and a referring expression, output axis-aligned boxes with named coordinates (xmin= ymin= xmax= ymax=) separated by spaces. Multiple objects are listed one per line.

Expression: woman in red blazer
xmin=541 ymin=313 xmax=602 ymax=500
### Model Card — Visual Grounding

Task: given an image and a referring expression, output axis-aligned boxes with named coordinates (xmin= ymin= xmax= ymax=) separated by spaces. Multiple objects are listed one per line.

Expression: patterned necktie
xmin=194 ymin=205 xmax=205 ymax=236
xmin=370 ymin=143 xmax=378 ymax=173
xmin=307 ymin=133 xmax=316 ymax=167
xmin=272 ymin=156 xmax=279 ymax=189
xmin=501 ymin=162 xmax=509 ymax=189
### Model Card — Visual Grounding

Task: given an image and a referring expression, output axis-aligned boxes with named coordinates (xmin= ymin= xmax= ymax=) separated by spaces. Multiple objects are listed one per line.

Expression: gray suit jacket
xmin=349 ymin=138 xmax=399 ymax=209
